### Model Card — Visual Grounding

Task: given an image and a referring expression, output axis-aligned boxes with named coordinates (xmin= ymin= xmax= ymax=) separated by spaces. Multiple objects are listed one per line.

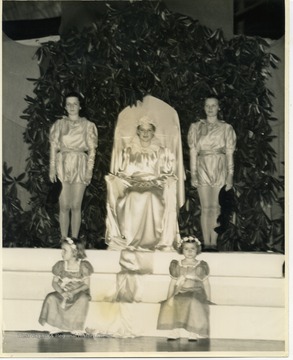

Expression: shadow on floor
xmin=2 ymin=331 xmax=286 ymax=355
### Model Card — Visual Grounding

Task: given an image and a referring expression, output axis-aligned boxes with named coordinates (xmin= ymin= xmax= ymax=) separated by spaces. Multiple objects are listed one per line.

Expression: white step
xmin=2 ymin=300 xmax=285 ymax=341
xmin=2 ymin=249 xmax=286 ymax=341
xmin=3 ymin=271 xmax=285 ymax=306
xmin=2 ymin=249 xmax=285 ymax=277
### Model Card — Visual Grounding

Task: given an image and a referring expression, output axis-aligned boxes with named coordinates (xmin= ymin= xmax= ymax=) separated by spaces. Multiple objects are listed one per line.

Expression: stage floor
xmin=2 ymin=331 xmax=286 ymax=356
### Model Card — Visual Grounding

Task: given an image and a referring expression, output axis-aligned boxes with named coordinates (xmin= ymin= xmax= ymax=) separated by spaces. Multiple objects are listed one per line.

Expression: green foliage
xmin=2 ymin=163 xmax=30 ymax=247
xmin=11 ymin=1 xmax=283 ymax=250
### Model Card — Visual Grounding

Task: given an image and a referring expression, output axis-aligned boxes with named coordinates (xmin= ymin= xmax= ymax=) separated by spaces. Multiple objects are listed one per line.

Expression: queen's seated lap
xmin=105 ymin=96 xmax=185 ymax=251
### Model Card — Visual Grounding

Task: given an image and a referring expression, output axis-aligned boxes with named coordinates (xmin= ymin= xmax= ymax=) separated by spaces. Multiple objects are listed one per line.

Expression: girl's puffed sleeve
xmin=52 ymin=261 xmax=64 ymax=277
xmin=81 ymin=260 xmax=94 ymax=277
xmin=169 ymin=260 xmax=180 ymax=279
xmin=225 ymin=124 xmax=237 ymax=175
xmin=85 ymin=122 xmax=98 ymax=183
xmin=197 ymin=261 xmax=210 ymax=281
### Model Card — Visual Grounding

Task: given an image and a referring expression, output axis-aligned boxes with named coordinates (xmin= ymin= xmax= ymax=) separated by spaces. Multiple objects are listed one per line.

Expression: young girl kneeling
xmin=39 ymin=237 xmax=94 ymax=335
xmin=157 ymin=236 xmax=211 ymax=341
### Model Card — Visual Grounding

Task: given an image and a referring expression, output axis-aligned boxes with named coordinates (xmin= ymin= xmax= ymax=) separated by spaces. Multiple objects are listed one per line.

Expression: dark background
xmin=3 ymin=0 xmax=285 ymax=41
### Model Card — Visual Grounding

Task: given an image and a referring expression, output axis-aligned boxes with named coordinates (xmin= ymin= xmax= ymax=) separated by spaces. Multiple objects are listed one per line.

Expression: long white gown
xmin=105 ymin=95 xmax=185 ymax=251
xmin=105 ymin=136 xmax=178 ymax=250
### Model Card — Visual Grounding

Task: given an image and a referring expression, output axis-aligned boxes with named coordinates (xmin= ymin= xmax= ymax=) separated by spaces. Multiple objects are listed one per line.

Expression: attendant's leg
xmin=197 ymin=186 xmax=212 ymax=246
xmin=70 ymin=183 xmax=86 ymax=238
xmin=59 ymin=183 xmax=72 ymax=238
xmin=209 ymin=186 xmax=221 ymax=247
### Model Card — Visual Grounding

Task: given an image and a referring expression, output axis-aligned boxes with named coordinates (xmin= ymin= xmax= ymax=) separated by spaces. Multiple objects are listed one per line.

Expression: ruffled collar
xmin=180 ymin=259 xmax=201 ymax=268
xmin=64 ymin=259 xmax=81 ymax=272
xmin=127 ymin=135 xmax=162 ymax=153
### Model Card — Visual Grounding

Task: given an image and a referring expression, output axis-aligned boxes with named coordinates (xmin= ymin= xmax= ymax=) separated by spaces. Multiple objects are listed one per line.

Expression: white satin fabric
xmin=187 ymin=120 xmax=236 ymax=187
xmin=105 ymin=96 xmax=185 ymax=251
xmin=50 ymin=117 xmax=98 ymax=185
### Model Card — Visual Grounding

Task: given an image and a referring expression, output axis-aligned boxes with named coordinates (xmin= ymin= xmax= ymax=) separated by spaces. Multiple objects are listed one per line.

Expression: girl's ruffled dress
xmin=157 ymin=259 xmax=210 ymax=337
xmin=39 ymin=260 xmax=93 ymax=331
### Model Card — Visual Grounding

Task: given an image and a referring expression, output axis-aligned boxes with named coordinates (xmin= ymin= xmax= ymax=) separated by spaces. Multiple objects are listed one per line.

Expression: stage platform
xmin=2 ymin=248 xmax=287 ymax=341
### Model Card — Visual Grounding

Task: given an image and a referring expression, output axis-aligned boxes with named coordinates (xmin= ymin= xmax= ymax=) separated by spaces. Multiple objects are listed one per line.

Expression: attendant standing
xmin=49 ymin=92 xmax=98 ymax=239
xmin=187 ymin=96 xmax=236 ymax=250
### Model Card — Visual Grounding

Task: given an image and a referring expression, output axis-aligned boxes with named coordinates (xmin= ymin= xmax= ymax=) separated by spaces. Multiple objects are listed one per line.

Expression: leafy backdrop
xmin=3 ymin=1 xmax=284 ymax=251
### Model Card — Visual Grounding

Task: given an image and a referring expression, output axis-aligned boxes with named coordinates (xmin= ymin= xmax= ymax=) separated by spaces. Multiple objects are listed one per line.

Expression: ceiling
xmin=234 ymin=0 xmax=285 ymax=39
xmin=2 ymin=0 xmax=285 ymax=41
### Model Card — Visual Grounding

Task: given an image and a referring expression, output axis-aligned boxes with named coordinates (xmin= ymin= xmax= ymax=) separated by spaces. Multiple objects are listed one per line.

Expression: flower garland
xmin=65 ymin=237 xmax=77 ymax=249
xmin=177 ymin=235 xmax=201 ymax=248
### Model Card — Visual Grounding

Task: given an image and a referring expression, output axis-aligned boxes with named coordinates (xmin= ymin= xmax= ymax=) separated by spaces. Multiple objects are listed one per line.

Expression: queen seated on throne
xmin=105 ymin=96 xmax=185 ymax=251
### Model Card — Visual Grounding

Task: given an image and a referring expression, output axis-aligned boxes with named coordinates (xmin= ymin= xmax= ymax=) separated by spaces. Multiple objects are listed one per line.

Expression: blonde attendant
xmin=187 ymin=96 xmax=236 ymax=250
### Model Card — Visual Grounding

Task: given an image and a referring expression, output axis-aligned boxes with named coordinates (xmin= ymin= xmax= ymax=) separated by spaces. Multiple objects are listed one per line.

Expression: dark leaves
xmin=6 ymin=0 xmax=284 ymax=251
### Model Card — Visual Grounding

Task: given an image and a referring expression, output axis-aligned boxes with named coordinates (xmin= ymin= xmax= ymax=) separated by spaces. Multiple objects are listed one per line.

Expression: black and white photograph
xmin=1 ymin=0 xmax=289 ymax=357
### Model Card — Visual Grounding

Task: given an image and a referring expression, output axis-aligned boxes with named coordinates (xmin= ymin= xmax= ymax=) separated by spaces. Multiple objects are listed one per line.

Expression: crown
xmin=177 ymin=235 xmax=201 ymax=247
xmin=137 ymin=115 xmax=157 ymax=128
xmin=65 ymin=237 xmax=77 ymax=249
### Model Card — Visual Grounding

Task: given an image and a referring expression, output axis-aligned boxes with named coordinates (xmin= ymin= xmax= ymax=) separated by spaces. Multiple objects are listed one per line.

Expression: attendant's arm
xmin=85 ymin=124 xmax=98 ymax=184
xmin=49 ymin=145 xmax=57 ymax=183
xmin=189 ymin=149 xmax=198 ymax=187
xmin=225 ymin=154 xmax=234 ymax=190
xmin=49 ymin=122 xmax=60 ymax=183
xmin=187 ymin=124 xmax=198 ymax=187
xmin=225 ymin=125 xmax=237 ymax=190
xmin=85 ymin=149 xmax=96 ymax=183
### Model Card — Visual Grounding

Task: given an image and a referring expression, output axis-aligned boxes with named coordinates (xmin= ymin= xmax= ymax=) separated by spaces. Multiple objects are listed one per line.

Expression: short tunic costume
xmin=50 ymin=117 xmax=98 ymax=185
xmin=157 ymin=259 xmax=210 ymax=336
xmin=187 ymin=120 xmax=236 ymax=187
xmin=39 ymin=260 xmax=94 ymax=331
